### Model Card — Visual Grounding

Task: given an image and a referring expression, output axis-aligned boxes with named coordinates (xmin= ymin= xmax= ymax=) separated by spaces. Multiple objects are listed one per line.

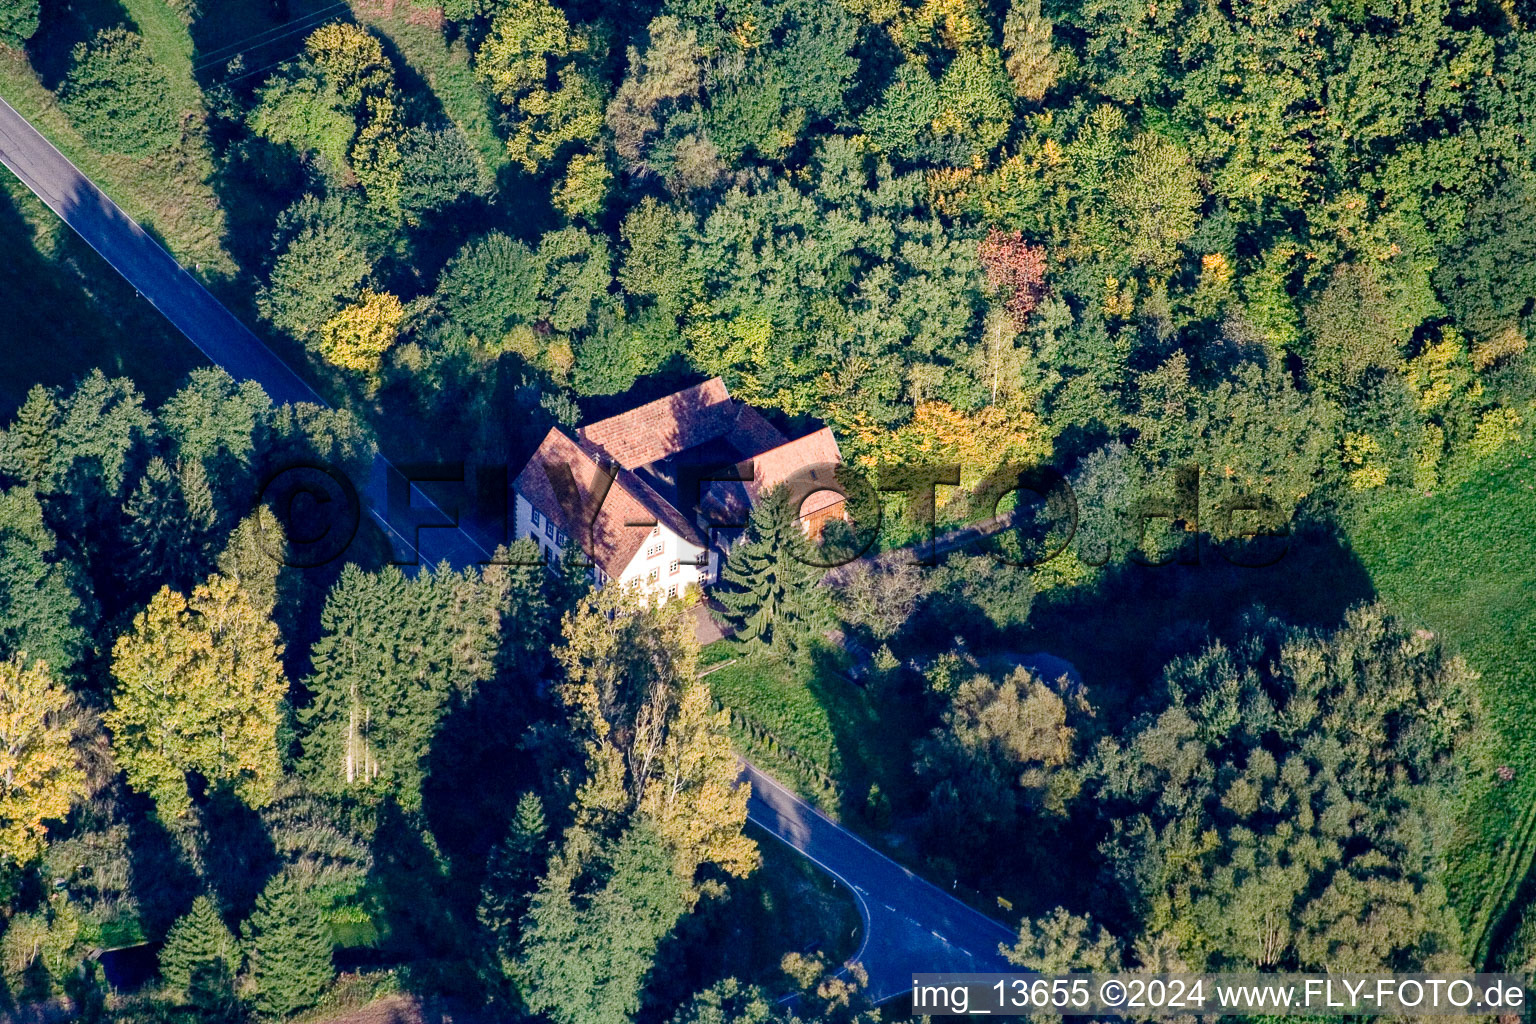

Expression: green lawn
xmin=350 ymin=4 xmax=507 ymax=182
xmin=1344 ymin=449 xmax=1536 ymax=963
xmin=0 ymin=169 xmax=206 ymax=418
xmin=704 ymin=639 xmax=926 ymax=818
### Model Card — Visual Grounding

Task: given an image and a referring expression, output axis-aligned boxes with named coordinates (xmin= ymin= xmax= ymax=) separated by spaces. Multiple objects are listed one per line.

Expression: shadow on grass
xmin=1016 ymin=519 xmax=1378 ymax=735
xmin=0 ymin=181 xmax=204 ymax=418
xmin=27 ymin=0 xmax=132 ymax=92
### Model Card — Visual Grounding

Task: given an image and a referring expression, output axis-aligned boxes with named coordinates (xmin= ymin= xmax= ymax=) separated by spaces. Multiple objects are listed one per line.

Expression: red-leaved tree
xmin=978 ymin=229 xmax=1047 ymax=327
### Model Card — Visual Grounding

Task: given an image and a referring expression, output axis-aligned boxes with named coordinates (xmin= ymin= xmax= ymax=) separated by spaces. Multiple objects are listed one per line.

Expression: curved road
xmin=0 ymin=93 xmax=1017 ymax=1004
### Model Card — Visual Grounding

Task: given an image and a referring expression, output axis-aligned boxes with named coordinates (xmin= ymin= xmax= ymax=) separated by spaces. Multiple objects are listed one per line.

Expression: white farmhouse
xmin=511 ymin=378 xmax=844 ymax=603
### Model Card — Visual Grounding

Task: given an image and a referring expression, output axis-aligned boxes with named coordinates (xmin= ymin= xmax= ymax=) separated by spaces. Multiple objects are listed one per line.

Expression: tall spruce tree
xmin=244 ymin=874 xmax=332 ymax=1018
xmin=158 ymin=894 xmax=241 ymax=998
xmin=300 ymin=563 xmax=499 ymax=808
xmin=0 ymin=488 xmax=89 ymax=674
xmin=712 ymin=486 xmax=827 ymax=660
xmin=479 ymin=791 xmax=549 ymax=945
xmin=122 ymin=458 xmax=217 ymax=590
xmin=0 ymin=386 xmax=59 ymax=489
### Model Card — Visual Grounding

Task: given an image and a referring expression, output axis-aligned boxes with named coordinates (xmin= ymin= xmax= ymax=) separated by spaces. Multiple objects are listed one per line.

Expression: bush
xmin=60 ymin=29 xmax=181 ymax=157
xmin=0 ymin=0 xmax=39 ymax=47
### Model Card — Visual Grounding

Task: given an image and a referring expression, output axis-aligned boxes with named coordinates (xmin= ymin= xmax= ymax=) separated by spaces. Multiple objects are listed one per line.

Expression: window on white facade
xmin=647 ymin=568 xmax=660 ymax=583
xmin=647 ymin=543 xmax=662 ymax=558
xmin=651 ymin=525 xmax=660 ymax=537
xmin=667 ymin=584 xmax=678 ymax=598
xmin=669 ymin=559 xmax=679 ymax=574
xmin=531 ymin=507 xmax=542 ymax=528
xmin=543 ymin=518 xmax=555 ymax=539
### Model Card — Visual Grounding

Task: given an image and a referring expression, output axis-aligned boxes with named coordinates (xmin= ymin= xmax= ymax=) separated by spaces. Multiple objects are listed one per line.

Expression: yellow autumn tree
xmin=0 ymin=656 xmax=85 ymax=866
xmin=851 ymin=400 xmax=1053 ymax=488
xmin=107 ymin=575 xmax=286 ymax=818
xmin=555 ymin=586 xmax=758 ymax=885
xmin=319 ymin=289 xmax=405 ymax=379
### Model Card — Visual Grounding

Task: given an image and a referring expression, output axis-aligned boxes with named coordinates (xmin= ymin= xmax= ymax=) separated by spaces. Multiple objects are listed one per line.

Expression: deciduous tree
xmin=107 ymin=575 xmax=287 ymax=818
xmin=61 ymin=29 xmax=180 ymax=156
xmin=0 ymin=656 xmax=85 ymax=866
xmin=0 ymin=0 xmax=39 ymax=47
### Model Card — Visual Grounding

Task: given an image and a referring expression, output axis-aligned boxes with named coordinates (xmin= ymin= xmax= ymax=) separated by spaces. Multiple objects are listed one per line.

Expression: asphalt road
xmin=0 ymin=94 xmax=490 ymax=571
xmin=0 ymin=93 xmax=1019 ymax=1005
xmin=745 ymin=764 xmax=1016 ymax=1002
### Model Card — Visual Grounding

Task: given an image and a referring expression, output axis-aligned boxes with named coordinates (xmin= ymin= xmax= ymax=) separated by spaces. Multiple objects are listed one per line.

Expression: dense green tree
xmin=1093 ymin=604 xmax=1476 ymax=971
xmin=398 ymin=126 xmax=488 ymax=216
xmin=713 ymin=486 xmax=828 ymax=659
xmin=300 ymin=564 xmax=499 ymax=809
xmin=1304 ymin=261 xmax=1429 ymax=390
xmin=0 ymin=0 xmax=38 ymax=47
xmin=515 ymin=823 xmax=694 ymax=1024
xmin=249 ymin=68 xmax=356 ymax=175
xmin=20 ymin=372 xmax=155 ymax=528
xmin=436 ymin=233 xmax=541 ymax=343
xmin=1006 ymin=907 xmax=1123 ymax=973
xmin=122 ymin=458 xmax=218 ymax=591
xmin=157 ymin=895 xmax=241 ymax=999
xmin=258 ymin=193 xmax=378 ymax=346
xmin=669 ymin=978 xmax=779 ymax=1024
xmin=158 ymin=369 xmax=269 ymax=518
xmin=0 ymin=386 xmax=59 ymax=490
xmin=60 ymin=29 xmax=180 ymax=157
xmin=243 ymin=874 xmax=333 ymax=1018
xmin=0 ymin=488 xmax=89 ymax=674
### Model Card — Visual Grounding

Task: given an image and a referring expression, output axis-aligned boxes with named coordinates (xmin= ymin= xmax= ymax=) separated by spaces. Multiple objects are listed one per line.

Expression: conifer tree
xmin=301 ymin=564 xmax=499 ymax=808
xmin=479 ymin=791 xmax=549 ymax=943
xmin=123 ymin=458 xmax=184 ymax=585
xmin=244 ymin=874 xmax=332 ymax=1018
xmin=712 ymin=486 xmax=827 ymax=660
xmin=158 ymin=894 xmax=241 ymax=998
xmin=0 ymin=385 xmax=59 ymax=489
xmin=0 ymin=488 xmax=89 ymax=674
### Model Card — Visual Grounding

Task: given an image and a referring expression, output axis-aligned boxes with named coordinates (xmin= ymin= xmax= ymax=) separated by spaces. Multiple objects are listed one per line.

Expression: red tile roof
xmin=514 ymin=381 xmax=841 ymax=577
xmin=512 ymin=428 xmax=690 ymax=578
xmin=750 ymin=427 xmax=845 ymax=517
xmin=577 ymin=377 xmax=736 ymax=469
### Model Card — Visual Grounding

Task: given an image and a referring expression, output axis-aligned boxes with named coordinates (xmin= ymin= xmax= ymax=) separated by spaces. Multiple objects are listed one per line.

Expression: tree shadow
xmin=420 ymin=681 xmax=542 ymax=927
xmin=0 ymin=183 xmax=204 ymax=420
xmin=190 ymin=784 xmax=282 ymax=923
xmin=1017 ymin=518 xmax=1379 ymax=735
xmin=362 ymin=798 xmax=487 ymax=999
xmin=123 ymin=796 xmax=201 ymax=940
xmin=26 ymin=0 xmax=133 ymax=92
